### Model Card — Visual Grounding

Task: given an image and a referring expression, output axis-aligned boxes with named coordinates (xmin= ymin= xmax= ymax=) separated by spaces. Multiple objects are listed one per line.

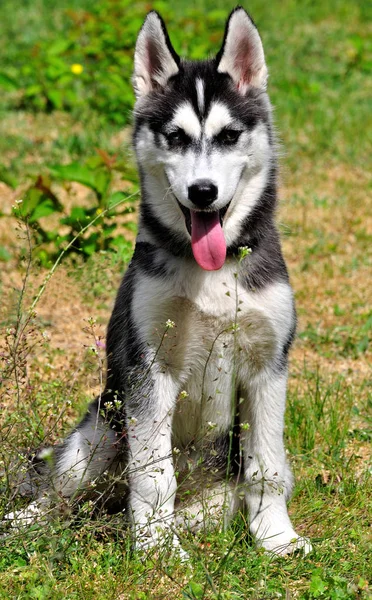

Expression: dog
xmin=7 ymin=7 xmax=311 ymax=556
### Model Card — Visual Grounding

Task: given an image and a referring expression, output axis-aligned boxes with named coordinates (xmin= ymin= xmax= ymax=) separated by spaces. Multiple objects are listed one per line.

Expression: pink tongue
xmin=190 ymin=210 xmax=226 ymax=271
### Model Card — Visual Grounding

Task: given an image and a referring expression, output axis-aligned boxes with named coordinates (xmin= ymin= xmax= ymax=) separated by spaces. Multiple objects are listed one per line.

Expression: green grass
xmin=0 ymin=361 xmax=370 ymax=598
xmin=0 ymin=0 xmax=371 ymax=598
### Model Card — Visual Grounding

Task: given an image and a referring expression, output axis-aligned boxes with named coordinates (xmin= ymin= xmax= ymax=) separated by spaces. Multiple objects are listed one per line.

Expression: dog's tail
xmin=2 ymin=447 xmax=54 ymax=499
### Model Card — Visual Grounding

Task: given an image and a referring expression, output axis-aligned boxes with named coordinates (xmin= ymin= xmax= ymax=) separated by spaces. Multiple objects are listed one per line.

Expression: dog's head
xmin=133 ymin=8 xmax=275 ymax=271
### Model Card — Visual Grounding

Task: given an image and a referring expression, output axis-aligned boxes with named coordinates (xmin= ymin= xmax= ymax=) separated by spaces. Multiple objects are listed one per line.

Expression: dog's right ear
xmin=133 ymin=11 xmax=180 ymax=98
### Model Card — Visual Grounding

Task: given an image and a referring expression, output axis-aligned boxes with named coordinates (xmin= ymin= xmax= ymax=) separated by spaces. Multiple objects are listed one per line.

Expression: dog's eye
xmin=216 ymin=129 xmax=242 ymax=145
xmin=165 ymin=129 xmax=191 ymax=147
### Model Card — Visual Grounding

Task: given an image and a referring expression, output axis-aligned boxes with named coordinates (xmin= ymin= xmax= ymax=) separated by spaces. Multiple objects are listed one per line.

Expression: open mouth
xmin=178 ymin=202 xmax=230 ymax=236
xmin=177 ymin=201 xmax=231 ymax=271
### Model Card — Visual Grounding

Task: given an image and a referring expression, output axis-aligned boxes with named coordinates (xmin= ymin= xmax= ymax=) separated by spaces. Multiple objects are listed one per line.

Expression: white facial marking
xmin=170 ymin=103 xmax=201 ymax=139
xmin=205 ymin=102 xmax=233 ymax=138
xmin=195 ymin=78 xmax=205 ymax=114
xmin=136 ymin=113 xmax=271 ymax=231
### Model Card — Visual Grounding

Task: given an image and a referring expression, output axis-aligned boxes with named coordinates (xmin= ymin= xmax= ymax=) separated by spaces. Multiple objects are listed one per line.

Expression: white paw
xmin=175 ymin=507 xmax=206 ymax=533
xmin=2 ymin=501 xmax=46 ymax=531
xmin=134 ymin=523 xmax=189 ymax=561
xmin=257 ymin=530 xmax=312 ymax=556
xmin=172 ymin=541 xmax=190 ymax=562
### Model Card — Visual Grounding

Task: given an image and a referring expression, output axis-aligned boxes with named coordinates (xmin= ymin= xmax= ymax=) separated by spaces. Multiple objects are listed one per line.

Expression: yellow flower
xmin=71 ymin=63 xmax=83 ymax=75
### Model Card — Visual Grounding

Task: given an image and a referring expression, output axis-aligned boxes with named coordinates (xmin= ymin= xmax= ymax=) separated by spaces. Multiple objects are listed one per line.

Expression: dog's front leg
xmin=240 ymin=369 xmax=311 ymax=555
xmin=127 ymin=371 xmax=179 ymax=552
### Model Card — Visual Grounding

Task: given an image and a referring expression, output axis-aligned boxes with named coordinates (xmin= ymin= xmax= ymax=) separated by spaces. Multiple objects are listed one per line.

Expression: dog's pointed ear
xmin=133 ymin=11 xmax=180 ymax=98
xmin=216 ymin=7 xmax=267 ymax=94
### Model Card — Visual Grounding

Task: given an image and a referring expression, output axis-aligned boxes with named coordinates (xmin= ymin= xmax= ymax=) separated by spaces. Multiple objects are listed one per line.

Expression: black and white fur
xmin=8 ymin=8 xmax=311 ymax=556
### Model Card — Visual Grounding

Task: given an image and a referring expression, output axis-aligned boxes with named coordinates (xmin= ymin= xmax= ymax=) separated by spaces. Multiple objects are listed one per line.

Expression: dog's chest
xmin=132 ymin=261 xmax=292 ymax=444
xmin=137 ymin=261 xmax=286 ymax=365
xmin=133 ymin=263 xmax=287 ymax=372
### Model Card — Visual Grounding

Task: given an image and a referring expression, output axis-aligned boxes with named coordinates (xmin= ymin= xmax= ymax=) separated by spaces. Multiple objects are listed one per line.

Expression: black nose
xmin=188 ymin=179 xmax=218 ymax=208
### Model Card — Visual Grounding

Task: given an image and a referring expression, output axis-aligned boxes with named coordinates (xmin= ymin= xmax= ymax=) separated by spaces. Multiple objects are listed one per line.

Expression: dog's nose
xmin=188 ymin=179 xmax=218 ymax=208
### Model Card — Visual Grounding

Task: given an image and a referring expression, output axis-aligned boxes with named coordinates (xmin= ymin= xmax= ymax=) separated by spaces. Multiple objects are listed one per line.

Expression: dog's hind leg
xmin=175 ymin=479 xmax=244 ymax=533
xmin=2 ymin=399 xmax=122 ymax=532
xmin=53 ymin=398 xmax=121 ymax=499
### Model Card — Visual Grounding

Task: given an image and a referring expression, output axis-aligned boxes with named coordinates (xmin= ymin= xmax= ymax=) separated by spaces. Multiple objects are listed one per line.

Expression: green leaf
xmin=81 ymin=233 xmax=99 ymax=256
xmin=0 ymin=164 xmax=18 ymax=188
xmin=60 ymin=206 xmax=93 ymax=229
xmin=46 ymin=89 xmax=64 ymax=109
xmin=360 ymin=314 xmax=372 ymax=333
xmin=310 ymin=572 xmax=328 ymax=597
xmin=50 ymin=163 xmax=110 ymax=198
xmin=50 ymin=163 xmax=97 ymax=191
xmin=0 ymin=72 xmax=18 ymax=90
xmin=21 ymin=184 xmax=62 ymax=222
xmin=46 ymin=39 xmax=71 ymax=56
xmin=102 ymin=224 xmax=117 ymax=238
xmin=183 ymin=581 xmax=204 ymax=599
xmin=356 ymin=336 xmax=369 ymax=354
xmin=109 ymin=235 xmax=133 ymax=261
xmin=30 ymin=198 xmax=60 ymax=222
xmin=21 ymin=188 xmax=44 ymax=218
xmin=93 ymin=168 xmax=111 ymax=198
xmin=85 ymin=156 xmax=102 ymax=169
xmin=0 ymin=246 xmax=11 ymax=262
xmin=105 ymin=191 xmax=128 ymax=209
xmin=24 ymin=84 xmax=43 ymax=97
xmin=123 ymin=221 xmax=137 ymax=233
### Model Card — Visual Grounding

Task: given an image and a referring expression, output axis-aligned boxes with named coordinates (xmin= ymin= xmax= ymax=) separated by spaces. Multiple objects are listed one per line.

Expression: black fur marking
xmin=133 ymin=58 xmax=265 ymax=140
xmin=273 ymin=310 xmax=297 ymax=373
xmin=100 ymin=260 xmax=159 ymax=429
xmin=139 ymin=184 xmax=193 ymax=260
xmin=165 ymin=128 xmax=193 ymax=151
xmin=7 ymin=451 xmax=50 ymax=498
xmin=133 ymin=241 xmax=169 ymax=278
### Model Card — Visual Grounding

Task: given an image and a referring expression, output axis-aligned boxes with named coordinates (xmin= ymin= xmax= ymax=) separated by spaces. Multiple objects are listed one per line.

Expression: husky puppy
xmin=9 ymin=8 xmax=311 ymax=556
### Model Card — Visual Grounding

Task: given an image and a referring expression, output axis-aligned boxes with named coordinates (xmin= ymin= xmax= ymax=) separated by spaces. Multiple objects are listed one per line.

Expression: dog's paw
xmin=136 ymin=537 xmax=189 ymax=562
xmin=170 ymin=539 xmax=190 ymax=562
xmin=257 ymin=530 xmax=312 ymax=556
xmin=134 ymin=523 xmax=189 ymax=561
xmin=2 ymin=501 xmax=46 ymax=531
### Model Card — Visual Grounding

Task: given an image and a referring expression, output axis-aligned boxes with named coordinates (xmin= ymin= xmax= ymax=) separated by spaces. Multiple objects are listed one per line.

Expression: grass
xmin=0 ymin=0 xmax=371 ymax=598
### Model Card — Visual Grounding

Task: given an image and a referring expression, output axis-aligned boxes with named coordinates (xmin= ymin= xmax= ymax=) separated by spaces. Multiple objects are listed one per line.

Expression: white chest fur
xmin=130 ymin=257 xmax=294 ymax=445
xmin=132 ymin=257 xmax=293 ymax=353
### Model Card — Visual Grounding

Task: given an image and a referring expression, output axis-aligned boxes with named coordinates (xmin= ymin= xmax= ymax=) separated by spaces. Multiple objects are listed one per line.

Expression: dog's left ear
xmin=216 ymin=7 xmax=267 ymax=94
xmin=133 ymin=11 xmax=180 ymax=98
